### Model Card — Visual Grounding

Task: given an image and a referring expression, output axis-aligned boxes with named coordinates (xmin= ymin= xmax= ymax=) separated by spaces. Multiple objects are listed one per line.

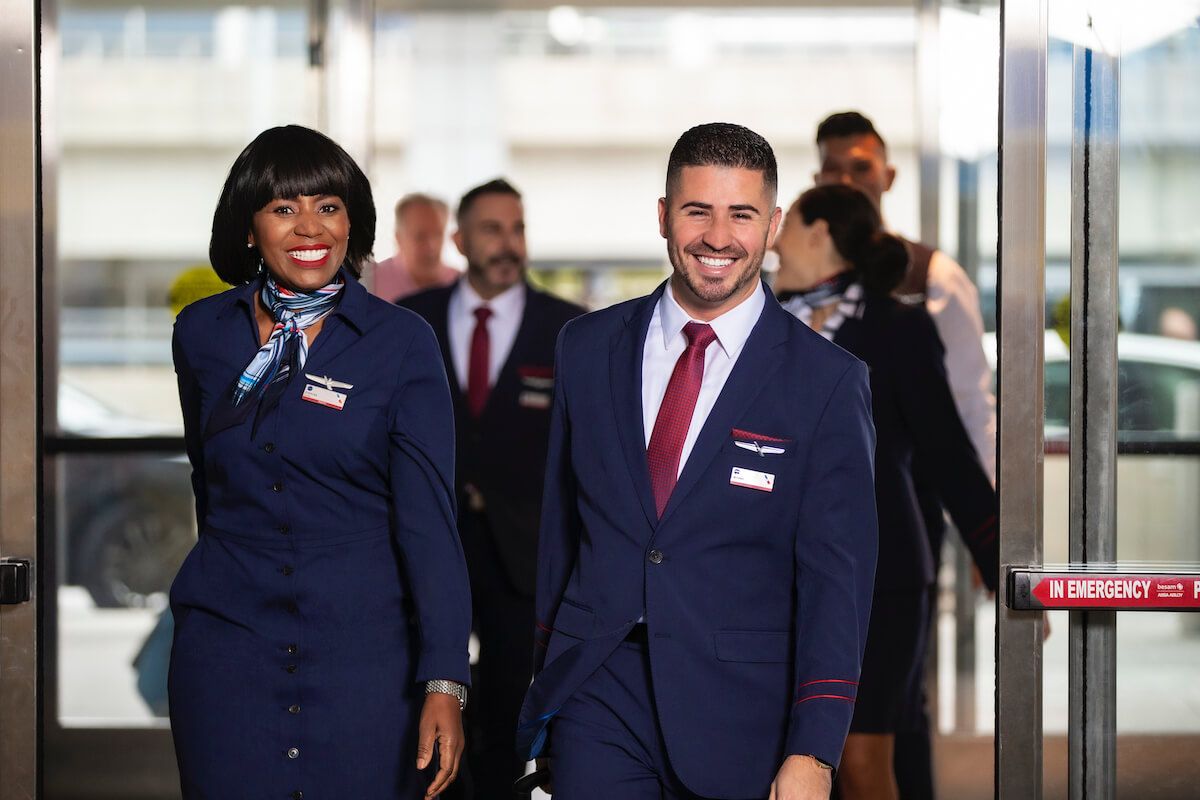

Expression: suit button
xmin=272 ymin=482 xmax=283 ymax=493
xmin=281 ymin=565 xmax=294 ymax=576
xmin=289 ymin=704 xmax=301 ymax=714
xmin=264 ymin=442 xmax=276 ymax=453
xmin=278 ymin=524 xmax=291 ymax=535
xmin=286 ymin=664 xmax=297 ymax=673
xmin=292 ymin=792 xmax=304 ymax=799
xmin=287 ymin=644 xmax=298 ymax=655
xmin=286 ymin=747 xmax=300 ymax=759
xmin=648 ymin=550 xmax=664 ymax=564
xmin=286 ymin=603 xmax=298 ymax=615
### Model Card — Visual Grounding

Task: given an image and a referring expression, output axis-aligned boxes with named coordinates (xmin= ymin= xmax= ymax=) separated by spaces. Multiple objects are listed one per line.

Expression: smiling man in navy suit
xmin=517 ymin=123 xmax=879 ymax=800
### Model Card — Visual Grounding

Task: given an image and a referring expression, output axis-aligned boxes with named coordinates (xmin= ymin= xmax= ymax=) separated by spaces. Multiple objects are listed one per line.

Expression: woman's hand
xmin=416 ymin=692 xmax=464 ymax=798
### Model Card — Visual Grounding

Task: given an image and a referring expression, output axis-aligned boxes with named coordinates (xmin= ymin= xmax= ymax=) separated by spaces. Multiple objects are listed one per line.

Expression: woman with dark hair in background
xmin=169 ymin=124 xmax=471 ymax=799
xmin=772 ymin=184 xmax=999 ymax=800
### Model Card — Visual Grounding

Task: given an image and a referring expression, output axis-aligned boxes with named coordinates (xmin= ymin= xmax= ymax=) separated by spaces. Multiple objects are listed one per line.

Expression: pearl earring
xmin=246 ymin=242 xmax=254 ymax=249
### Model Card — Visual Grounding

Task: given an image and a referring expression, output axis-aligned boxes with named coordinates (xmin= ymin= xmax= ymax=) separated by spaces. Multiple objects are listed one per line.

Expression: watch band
xmin=425 ymin=679 xmax=467 ymax=710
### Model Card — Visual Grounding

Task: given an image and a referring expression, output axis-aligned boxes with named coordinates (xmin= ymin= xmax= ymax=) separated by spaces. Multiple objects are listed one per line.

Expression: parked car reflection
xmin=984 ymin=331 xmax=1200 ymax=442
xmin=984 ymin=331 xmax=1200 ymax=567
xmin=57 ymin=383 xmax=195 ymax=609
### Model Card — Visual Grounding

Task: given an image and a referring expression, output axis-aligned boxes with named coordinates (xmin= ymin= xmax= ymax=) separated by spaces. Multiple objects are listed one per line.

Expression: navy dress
xmin=168 ymin=272 xmax=471 ymax=799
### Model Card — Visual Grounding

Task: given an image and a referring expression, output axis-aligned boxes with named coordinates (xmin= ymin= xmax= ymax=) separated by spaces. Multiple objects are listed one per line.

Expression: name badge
xmin=518 ymin=390 xmax=552 ymax=410
xmin=303 ymin=383 xmax=347 ymax=411
xmin=730 ymin=467 xmax=774 ymax=493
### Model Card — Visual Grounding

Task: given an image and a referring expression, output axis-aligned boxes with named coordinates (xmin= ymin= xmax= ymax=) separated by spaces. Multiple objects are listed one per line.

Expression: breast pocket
xmin=518 ymin=366 xmax=555 ymax=412
xmin=729 ymin=428 xmax=798 ymax=460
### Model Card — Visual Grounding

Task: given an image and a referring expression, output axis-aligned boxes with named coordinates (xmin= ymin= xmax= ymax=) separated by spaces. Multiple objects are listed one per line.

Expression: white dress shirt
xmin=642 ymin=281 xmax=766 ymax=477
xmin=447 ymin=278 xmax=526 ymax=393
xmin=925 ymin=251 xmax=997 ymax=483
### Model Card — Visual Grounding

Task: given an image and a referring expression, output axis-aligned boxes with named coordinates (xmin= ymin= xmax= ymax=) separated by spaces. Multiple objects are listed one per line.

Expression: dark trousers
xmin=894 ymin=712 xmax=935 ymax=799
xmin=893 ymin=581 xmax=939 ymax=800
xmin=460 ymin=510 xmax=535 ymax=799
xmin=549 ymin=637 xmax=753 ymax=800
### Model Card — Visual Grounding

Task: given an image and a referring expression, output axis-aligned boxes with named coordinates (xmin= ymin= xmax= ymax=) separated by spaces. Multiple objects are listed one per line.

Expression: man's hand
xmin=416 ymin=692 xmax=464 ymax=798
xmin=768 ymin=754 xmax=833 ymax=800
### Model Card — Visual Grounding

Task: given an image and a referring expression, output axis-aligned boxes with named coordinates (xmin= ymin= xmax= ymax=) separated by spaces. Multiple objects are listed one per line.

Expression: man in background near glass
xmin=814 ymin=110 xmax=996 ymax=800
xmin=369 ymin=192 xmax=459 ymax=302
xmin=400 ymin=178 xmax=584 ymax=798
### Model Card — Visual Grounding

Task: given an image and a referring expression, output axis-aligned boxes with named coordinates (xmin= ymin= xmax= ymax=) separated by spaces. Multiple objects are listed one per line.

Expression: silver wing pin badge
xmin=304 ymin=373 xmax=354 ymax=392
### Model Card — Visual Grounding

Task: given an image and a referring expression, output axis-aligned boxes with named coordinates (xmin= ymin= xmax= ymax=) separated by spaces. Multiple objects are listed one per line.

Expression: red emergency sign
xmin=1008 ymin=570 xmax=1200 ymax=611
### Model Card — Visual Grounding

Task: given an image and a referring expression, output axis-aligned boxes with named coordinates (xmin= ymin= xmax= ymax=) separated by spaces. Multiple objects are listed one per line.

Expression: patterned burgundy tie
xmin=467 ymin=306 xmax=493 ymax=417
xmin=646 ymin=321 xmax=718 ymax=517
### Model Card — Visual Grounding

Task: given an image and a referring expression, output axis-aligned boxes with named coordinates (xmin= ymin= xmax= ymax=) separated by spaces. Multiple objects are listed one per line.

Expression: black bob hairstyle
xmin=209 ymin=125 xmax=376 ymax=285
xmin=795 ymin=183 xmax=909 ymax=295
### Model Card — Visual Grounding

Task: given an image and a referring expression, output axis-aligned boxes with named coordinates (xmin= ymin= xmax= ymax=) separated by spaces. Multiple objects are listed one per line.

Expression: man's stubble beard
xmin=667 ymin=227 xmax=769 ymax=308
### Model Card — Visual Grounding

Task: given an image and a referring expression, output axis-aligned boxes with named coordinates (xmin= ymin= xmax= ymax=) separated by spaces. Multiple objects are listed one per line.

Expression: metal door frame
xmin=34 ymin=0 xmax=376 ymax=794
xmin=0 ymin=0 xmax=42 ymax=796
xmin=996 ymin=0 xmax=1047 ymax=796
xmin=997 ymin=3 xmax=1200 ymax=797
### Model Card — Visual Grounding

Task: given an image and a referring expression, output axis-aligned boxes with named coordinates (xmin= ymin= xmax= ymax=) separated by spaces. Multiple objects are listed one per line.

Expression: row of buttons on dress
xmin=265 ymin=440 xmax=304 ymax=800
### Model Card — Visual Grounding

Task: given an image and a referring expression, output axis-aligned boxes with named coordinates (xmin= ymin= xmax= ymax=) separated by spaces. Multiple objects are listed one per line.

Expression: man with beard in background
xmin=400 ymin=178 xmax=584 ymax=798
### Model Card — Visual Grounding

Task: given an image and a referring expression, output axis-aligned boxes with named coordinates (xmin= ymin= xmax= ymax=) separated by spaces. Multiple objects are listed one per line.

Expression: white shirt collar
xmin=657 ymin=280 xmax=765 ymax=360
xmin=456 ymin=276 xmax=525 ymax=320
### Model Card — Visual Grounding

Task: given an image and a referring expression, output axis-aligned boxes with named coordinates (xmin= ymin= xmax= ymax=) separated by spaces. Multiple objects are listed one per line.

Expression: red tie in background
xmin=646 ymin=321 xmax=718 ymax=517
xmin=467 ymin=306 xmax=493 ymax=417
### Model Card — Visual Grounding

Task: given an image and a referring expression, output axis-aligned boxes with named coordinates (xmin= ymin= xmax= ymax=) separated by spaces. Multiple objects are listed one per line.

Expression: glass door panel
xmin=1036 ymin=6 xmax=1200 ymax=797
xmin=1111 ymin=13 xmax=1200 ymax=796
xmin=45 ymin=0 xmax=317 ymax=794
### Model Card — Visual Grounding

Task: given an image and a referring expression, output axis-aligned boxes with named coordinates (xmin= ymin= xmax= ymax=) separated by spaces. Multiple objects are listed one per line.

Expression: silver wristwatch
xmin=425 ymin=679 xmax=468 ymax=710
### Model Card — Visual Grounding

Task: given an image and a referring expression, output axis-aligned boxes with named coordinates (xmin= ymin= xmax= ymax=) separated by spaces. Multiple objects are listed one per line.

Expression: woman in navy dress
xmin=169 ymin=125 xmax=472 ymax=799
xmin=772 ymin=184 xmax=998 ymax=800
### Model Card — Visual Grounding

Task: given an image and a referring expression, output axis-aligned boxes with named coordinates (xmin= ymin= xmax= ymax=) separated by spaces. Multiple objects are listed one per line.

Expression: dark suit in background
xmin=401 ymin=281 xmax=584 ymax=796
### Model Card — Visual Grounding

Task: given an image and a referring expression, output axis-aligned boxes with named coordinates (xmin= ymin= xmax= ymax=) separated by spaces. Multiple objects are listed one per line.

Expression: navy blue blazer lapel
xmin=658 ymin=285 xmax=791 ymax=527
xmin=610 ymin=284 xmax=666 ymax=531
xmin=426 ymin=289 xmax=458 ymax=396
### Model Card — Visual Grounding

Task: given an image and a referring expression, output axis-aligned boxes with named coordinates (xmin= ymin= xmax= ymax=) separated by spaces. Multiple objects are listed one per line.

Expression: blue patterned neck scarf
xmin=231 ymin=275 xmax=344 ymax=407
xmin=205 ymin=274 xmax=345 ymax=441
xmin=775 ymin=270 xmax=856 ymax=312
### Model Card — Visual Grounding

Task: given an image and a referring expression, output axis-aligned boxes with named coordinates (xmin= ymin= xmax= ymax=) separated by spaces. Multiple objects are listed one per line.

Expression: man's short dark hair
xmin=665 ymin=122 xmax=778 ymax=201
xmin=456 ymin=178 xmax=522 ymax=226
xmin=209 ymin=124 xmax=376 ymax=284
xmin=815 ymin=111 xmax=888 ymax=153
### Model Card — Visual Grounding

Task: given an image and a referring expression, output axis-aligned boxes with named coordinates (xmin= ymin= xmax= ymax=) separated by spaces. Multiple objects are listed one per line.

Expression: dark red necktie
xmin=467 ymin=306 xmax=493 ymax=417
xmin=646 ymin=322 xmax=718 ymax=517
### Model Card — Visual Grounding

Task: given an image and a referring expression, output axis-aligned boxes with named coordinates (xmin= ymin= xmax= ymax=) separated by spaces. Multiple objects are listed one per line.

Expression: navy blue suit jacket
xmin=399 ymin=282 xmax=585 ymax=594
xmin=518 ymin=282 xmax=879 ymax=798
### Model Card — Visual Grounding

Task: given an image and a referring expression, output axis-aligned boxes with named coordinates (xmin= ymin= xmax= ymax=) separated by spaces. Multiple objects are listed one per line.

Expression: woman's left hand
xmin=416 ymin=692 xmax=465 ymax=798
